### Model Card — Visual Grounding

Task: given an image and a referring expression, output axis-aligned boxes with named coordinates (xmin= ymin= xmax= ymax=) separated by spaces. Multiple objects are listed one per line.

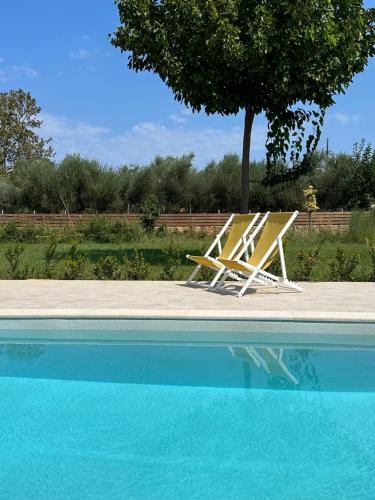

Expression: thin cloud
xmin=0 ymin=63 xmax=39 ymax=81
xmin=169 ymin=113 xmax=187 ymax=124
xmin=69 ymin=49 xmax=91 ymax=60
xmin=40 ymin=112 xmax=267 ymax=167
xmin=333 ymin=112 xmax=360 ymax=125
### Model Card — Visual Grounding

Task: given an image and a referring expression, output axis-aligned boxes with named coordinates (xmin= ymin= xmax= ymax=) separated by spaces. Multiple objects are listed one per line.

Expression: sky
xmin=0 ymin=0 xmax=374 ymax=168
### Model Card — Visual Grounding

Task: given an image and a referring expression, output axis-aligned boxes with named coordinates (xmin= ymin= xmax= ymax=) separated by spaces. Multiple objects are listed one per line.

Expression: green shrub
xmin=21 ymin=224 xmax=39 ymax=242
xmin=61 ymin=243 xmax=87 ymax=280
xmin=0 ymin=223 xmax=40 ymax=243
xmin=140 ymin=197 xmax=160 ymax=234
xmin=292 ymin=249 xmax=320 ymax=281
xmin=160 ymin=242 xmax=182 ymax=279
xmin=115 ymin=220 xmax=144 ymax=242
xmin=0 ymin=222 xmax=22 ymax=241
xmin=4 ymin=244 xmax=33 ymax=279
xmin=123 ymin=250 xmax=150 ymax=280
xmin=328 ymin=247 xmax=360 ymax=281
xmin=155 ymin=224 xmax=167 ymax=238
xmin=367 ymin=239 xmax=375 ymax=281
xmin=42 ymin=241 xmax=58 ymax=278
xmin=57 ymin=224 xmax=82 ymax=243
xmin=78 ymin=217 xmax=116 ymax=243
xmin=94 ymin=255 xmax=122 ymax=280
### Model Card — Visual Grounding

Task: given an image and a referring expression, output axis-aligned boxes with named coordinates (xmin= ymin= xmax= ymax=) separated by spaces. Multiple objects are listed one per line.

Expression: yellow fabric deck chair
xmin=186 ymin=212 xmax=260 ymax=287
xmin=218 ymin=211 xmax=303 ymax=297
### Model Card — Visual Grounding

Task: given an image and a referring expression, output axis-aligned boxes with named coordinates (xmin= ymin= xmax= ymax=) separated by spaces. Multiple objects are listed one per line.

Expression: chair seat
xmin=218 ymin=258 xmax=253 ymax=273
xmin=187 ymin=255 xmax=223 ymax=270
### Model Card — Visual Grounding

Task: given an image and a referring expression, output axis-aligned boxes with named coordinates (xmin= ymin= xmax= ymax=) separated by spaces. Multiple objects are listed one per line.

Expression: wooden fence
xmin=0 ymin=211 xmax=352 ymax=229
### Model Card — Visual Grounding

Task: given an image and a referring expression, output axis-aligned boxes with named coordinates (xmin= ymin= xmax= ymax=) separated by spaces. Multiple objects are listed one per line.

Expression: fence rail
xmin=0 ymin=211 xmax=352 ymax=229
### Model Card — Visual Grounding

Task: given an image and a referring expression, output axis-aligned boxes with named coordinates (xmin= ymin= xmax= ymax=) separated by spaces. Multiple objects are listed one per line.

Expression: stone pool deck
xmin=0 ymin=280 xmax=373 ymax=322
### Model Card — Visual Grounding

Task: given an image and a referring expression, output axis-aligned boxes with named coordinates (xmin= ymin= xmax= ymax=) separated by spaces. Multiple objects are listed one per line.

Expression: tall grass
xmin=348 ymin=211 xmax=375 ymax=243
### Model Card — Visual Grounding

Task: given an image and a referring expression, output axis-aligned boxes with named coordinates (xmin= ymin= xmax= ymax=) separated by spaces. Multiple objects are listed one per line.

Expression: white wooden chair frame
xmin=217 ymin=211 xmax=303 ymax=297
xmin=186 ymin=212 xmax=260 ymax=287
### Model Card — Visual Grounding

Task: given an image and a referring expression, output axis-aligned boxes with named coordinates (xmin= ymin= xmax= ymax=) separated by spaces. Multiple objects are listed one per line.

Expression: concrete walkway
xmin=0 ymin=280 xmax=373 ymax=321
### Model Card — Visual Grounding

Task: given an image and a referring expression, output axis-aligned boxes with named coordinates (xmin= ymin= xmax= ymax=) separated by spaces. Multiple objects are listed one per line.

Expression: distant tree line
xmin=0 ymin=140 xmax=374 ymax=214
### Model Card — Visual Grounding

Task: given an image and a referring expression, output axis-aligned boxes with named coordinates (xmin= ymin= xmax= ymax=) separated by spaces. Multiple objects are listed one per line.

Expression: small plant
xmin=160 ymin=242 xmax=182 ymax=279
xmin=155 ymin=224 xmax=167 ymax=238
xmin=61 ymin=243 xmax=87 ymax=280
xmin=367 ymin=239 xmax=375 ymax=282
xmin=1 ymin=222 xmax=22 ymax=242
xmin=115 ymin=220 xmax=144 ymax=242
xmin=123 ymin=250 xmax=150 ymax=280
xmin=42 ymin=240 xmax=58 ymax=278
xmin=303 ymin=185 xmax=319 ymax=229
xmin=5 ymin=244 xmax=33 ymax=279
xmin=78 ymin=217 xmax=116 ymax=243
xmin=292 ymin=249 xmax=320 ymax=281
xmin=140 ymin=196 xmax=160 ymax=234
xmin=328 ymin=247 xmax=360 ymax=281
xmin=94 ymin=255 xmax=122 ymax=280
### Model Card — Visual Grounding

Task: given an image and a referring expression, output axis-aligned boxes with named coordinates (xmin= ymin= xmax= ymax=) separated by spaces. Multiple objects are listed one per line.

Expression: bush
xmin=155 ymin=224 xmax=167 ymax=238
xmin=292 ymin=249 xmax=320 ymax=281
xmin=367 ymin=239 xmax=375 ymax=282
xmin=94 ymin=255 xmax=122 ymax=280
xmin=0 ymin=222 xmax=40 ymax=243
xmin=160 ymin=242 xmax=182 ymax=279
xmin=328 ymin=248 xmax=360 ymax=281
xmin=61 ymin=243 xmax=87 ymax=280
xmin=140 ymin=197 xmax=160 ymax=234
xmin=4 ymin=244 xmax=33 ymax=279
xmin=78 ymin=217 xmax=116 ymax=243
xmin=42 ymin=241 xmax=58 ymax=278
xmin=0 ymin=222 xmax=22 ymax=241
xmin=123 ymin=250 xmax=150 ymax=280
xmin=115 ymin=220 xmax=144 ymax=242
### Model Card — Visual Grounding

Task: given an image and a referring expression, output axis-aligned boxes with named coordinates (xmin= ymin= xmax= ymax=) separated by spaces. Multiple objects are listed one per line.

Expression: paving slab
xmin=0 ymin=280 xmax=373 ymax=322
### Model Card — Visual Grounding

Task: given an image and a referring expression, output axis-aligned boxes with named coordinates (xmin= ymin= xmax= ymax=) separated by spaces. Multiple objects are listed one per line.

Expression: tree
xmin=0 ymin=89 xmax=53 ymax=172
xmin=57 ymin=155 xmax=119 ymax=213
xmin=11 ymin=159 xmax=59 ymax=212
xmin=111 ymin=0 xmax=374 ymax=212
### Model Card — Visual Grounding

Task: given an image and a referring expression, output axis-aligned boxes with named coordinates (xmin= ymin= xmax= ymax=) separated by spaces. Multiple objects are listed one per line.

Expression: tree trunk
xmin=240 ymin=107 xmax=255 ymax=213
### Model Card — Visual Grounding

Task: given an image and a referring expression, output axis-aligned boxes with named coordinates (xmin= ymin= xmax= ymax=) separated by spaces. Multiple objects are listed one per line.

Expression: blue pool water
xmin=1 ymin=340 xmax=375 ymax=499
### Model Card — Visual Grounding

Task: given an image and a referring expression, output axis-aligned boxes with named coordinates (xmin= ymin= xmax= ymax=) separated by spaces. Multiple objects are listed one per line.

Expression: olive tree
xmin=111 ymin=0 xmax=374 ymax=212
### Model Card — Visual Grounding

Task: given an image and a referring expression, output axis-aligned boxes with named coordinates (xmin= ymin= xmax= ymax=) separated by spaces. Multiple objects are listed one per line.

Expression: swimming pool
xmin=1 ymin=318 xmax=375 ymax=499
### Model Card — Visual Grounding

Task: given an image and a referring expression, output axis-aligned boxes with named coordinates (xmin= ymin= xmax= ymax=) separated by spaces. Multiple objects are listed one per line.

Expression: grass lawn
xmin=0 ymin=232 xmax=373 ymax=281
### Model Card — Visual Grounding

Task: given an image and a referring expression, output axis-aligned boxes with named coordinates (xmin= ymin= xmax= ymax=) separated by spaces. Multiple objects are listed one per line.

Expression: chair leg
xmin=186 ymin=265 xmax=201 ymax=284
xmin=238 ymin=273 xmax=256 ymax=298
xmin=217 ymin=270 xmax=229 ymax=288
xmin=209 ymin=267 xmax=225 ymax=288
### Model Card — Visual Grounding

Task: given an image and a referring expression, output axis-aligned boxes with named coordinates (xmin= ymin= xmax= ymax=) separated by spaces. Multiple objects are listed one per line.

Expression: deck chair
xmin=218 ymin=211 xmax=302 ymax=297
xmin=186 ymin=212 xmax=260 ymax=287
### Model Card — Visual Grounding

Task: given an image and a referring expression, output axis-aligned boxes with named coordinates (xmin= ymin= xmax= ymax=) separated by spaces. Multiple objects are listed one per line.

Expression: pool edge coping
xmin=0 ymin=308 xmax=374 ymax=323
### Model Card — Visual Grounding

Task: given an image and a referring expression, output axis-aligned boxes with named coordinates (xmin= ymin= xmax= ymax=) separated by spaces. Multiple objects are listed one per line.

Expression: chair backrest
xmin=219 ymin=214 xmax=257 ymax=260
xmin=246 ymin=212 xmax=295 ymax=270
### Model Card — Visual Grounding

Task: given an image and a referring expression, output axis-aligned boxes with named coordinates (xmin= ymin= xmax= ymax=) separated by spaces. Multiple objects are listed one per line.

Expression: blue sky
xmin=0 ymin=0 xmax=374 ymax=168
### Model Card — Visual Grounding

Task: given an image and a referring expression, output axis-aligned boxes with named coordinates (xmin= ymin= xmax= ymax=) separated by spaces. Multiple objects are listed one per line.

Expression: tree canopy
xmin=111 ymin=0 xmax=374 ymax=211
xmin=0 ymin=89 xmax=53 ymax=172
xmin=1 ymin=144 xmax=374 ymax=214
